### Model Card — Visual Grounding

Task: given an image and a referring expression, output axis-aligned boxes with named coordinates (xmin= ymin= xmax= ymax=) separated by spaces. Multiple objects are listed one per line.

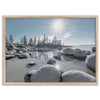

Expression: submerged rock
xmin=74 ymin=49 xmax=87 ymax=60
xmin=28 ymin=62 xmax=36 ymax=66
xmin=47 ymin=59 xmax=56 ymax=65
xmin=18 ymin=53 xmax=29 ymax=59
xmin=30 ymin=65 xmax=61 ymax=82
xmin=63 ymin=55 xmax=74 ymax=61
xmin=86 ymin=54 xmax=96 ymax=72
xmin=62 ymin=70 xmax=96 ymax=82
xmin=63 ymin=48 xmax=74 ymax=55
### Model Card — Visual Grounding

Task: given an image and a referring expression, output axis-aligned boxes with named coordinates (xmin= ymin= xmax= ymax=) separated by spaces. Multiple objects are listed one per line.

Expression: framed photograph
xmin=3 ymin=15 xmax=98 ymax=85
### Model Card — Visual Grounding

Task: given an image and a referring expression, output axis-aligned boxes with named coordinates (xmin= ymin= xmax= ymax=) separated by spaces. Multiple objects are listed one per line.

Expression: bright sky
xmin=6 ymin=18 xmax=96 ymax=46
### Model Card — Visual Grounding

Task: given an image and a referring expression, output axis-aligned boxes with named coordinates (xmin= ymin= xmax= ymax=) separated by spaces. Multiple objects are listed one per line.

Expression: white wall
xmin=0 ymin=0 xmax=99 ymax=100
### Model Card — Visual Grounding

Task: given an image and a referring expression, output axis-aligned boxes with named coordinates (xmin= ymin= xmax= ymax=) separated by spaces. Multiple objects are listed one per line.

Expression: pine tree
xmin=21 ymin=38 xmax=23 ymax=44
xmin=23 ymin=35 xmax=27 ymax=46
xmin=29 ymin=38 xmax=33 ymax=46
xmin=6 ymin=36 xmax=9 ymax=47
xmin=34 ymin=37 xmax=36 ymax=45
xmin=9 ymin=34 xmax=14 ymax=43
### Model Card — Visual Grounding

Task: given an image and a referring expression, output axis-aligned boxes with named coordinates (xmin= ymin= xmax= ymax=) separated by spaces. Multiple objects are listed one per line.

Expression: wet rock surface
xmin=30 ymin=65 xmax=61 ymax=82
xmin=62 ymin=70 xmax=96 ymax=82
xmin=86 ymin=54 xmax=96 ymax=72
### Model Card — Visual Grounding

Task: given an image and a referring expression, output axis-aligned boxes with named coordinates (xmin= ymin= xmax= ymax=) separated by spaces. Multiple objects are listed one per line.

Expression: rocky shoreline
xmin=6 ymin=44 xmax=96 ymax=82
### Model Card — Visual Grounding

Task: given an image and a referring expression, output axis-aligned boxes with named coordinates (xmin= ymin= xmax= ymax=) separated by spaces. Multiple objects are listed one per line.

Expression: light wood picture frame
xmin=3 ymin=15 xmax=98 ymax=85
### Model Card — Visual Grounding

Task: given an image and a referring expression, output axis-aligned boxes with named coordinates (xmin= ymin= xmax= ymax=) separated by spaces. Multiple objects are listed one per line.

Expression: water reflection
xmin=63 ymin=55 xmax=74 ymax=61
xmin=31 ymin=51 xmax=57 ymax=60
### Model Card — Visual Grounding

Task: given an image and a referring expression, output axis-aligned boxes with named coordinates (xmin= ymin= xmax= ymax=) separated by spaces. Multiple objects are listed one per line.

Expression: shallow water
xmin=6 ymin=48 xmax=95 ymax=82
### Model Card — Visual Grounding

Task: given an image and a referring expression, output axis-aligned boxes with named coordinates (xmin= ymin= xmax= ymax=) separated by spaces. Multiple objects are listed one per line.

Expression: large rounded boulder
xmin=74 ymin=49 xmax=87 ymax=60
xmin=30 ymin=65 xmax=61 ymax=82
xmin=86 ymin=54 xmax=96 ymax=72
xmin=62 ymin=70 xmax=96 ymax=82
xmin=63 ymin=48 xmax=74 ymax=55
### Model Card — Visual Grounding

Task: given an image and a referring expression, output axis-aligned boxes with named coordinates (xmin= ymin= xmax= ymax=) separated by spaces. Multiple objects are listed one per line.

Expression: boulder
xmin=47 ymin=59 xmax=56 ymax=65
xmin=6 ymin=51 xmax=14 ymax=55
xmin=28 ymin=62 xmax=36 ymax=66
xmin=29 ymin=52 xmax=32 ymax=55
xmin=7 ymin=44 xmax=16 ymax=50
xmin=17 ymin=51 xmax=23 ymax=54
xmin=63 ymin=48 xmax=74 ymax=55
xmin=14 ymin=53 xmax=19 ymax=57
xmin=62 ymin=70 xmax=96 ymax=82
xmin=30 ymin=65 xmax=61 ymax=82
xmin=18 ymin=53 xmax=29 ymax=59
xmin=74 ymin=49 xmax=87 ymax=60
xmin=53 ymin=54 xmax=61 ymax=60
xmin=86 ymin=54 xmax=96 ymax=72
xmin=21 ymin=48 xmax=27 ymax=52
xmin=6 ymin=55 xmax=14 ymax=59
xmin=92 ymin=47 xmax=96 ymax=52
xmin=84 ymin=51 xmax=91 ymax=55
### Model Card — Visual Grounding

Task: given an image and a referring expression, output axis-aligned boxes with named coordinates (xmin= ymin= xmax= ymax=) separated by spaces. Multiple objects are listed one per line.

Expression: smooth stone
xmin=26 ymin=70 xmax=37 ymax=77
xmin=84 ymin=51 xmax=91 ymax=55
xmin=86 ymin=54 xmax=96 ymax=72
xmin=14 ymin=53 xmax=19 ymax=57
xmin=63 ymin=55 xmax=74 ymax=61
xmin=63 ymin=48 xmax=74 ymax=55
xmin=29 ymin=52 xmax=32 ymax=55
xmin=6 ymin=55 xmax=14 ymax=59
xmin=92 ymin=47 xmax=96 ymax=52
xmin=74 ymin=49 xmax=87 ymax=60
xmin=21 ymin=48 xmax=27 ymax=52
xmin=17 ymin=51 xmax=23 ymax=54
xmin=30 ymin=65 xmax=61 ymax=82
xmin=28 ymin=62 xmax=36 ymax=66
xmin=62 ymin=70 xmax=96 ymax=82
xmin=6 ymin=51 xmax=14 ymax=55
xmin=7 ymin=44 xmax=16 ymax=50
xmin=18 ymin=53 xmax=29 ymax=59
xmin=47 ymin=59 xmax=56 ymax=65
xmin=53 ymin=54 xmax=61 ymax=60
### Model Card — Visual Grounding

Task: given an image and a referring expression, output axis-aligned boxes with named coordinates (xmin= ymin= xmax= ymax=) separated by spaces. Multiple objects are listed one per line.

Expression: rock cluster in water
xmin=6 ymin=44 xmax=31 ymax=59
xmin=6 ymin=44 xmax=96 ymax=82
xmin=25 ymin=65 xmax=96 ymax=82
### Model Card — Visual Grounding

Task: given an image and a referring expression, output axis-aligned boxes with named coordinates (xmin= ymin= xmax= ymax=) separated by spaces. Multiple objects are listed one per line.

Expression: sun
xmin=50 ymin=19 xmax=65 ymax=33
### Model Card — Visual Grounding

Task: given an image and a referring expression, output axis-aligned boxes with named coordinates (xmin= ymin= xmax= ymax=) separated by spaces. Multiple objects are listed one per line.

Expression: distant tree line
xmin=6 ymin=34 xmax=62 ymax=47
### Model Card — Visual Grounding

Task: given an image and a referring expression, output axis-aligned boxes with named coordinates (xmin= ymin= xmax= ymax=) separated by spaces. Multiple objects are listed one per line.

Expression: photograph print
xmin=3 ymin=16 xmax=98 ymax=84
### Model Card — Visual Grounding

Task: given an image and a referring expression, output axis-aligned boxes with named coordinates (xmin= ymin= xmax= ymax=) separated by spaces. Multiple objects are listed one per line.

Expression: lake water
xmin=6 ymin=45 xmax=95 ymax=82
